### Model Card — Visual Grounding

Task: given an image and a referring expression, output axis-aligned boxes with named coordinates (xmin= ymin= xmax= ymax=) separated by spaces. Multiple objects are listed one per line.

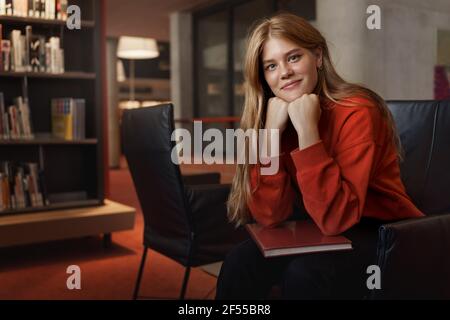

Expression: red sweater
xmin=248 ymin=96 xmax=424 ymax=235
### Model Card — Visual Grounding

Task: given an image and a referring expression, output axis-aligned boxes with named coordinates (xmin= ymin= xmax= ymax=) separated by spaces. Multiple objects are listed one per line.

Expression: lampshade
xmin=117 ymin=36 xmax=159 ymax=60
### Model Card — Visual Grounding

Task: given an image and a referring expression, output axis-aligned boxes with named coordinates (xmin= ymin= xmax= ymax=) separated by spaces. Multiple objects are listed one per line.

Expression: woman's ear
xmin=315 ymin=47 xmax=323 ymax=69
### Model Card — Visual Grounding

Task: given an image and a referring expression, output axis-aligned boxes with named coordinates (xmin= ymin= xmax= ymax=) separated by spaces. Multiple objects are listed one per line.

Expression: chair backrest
xmin=387 ymin=100 xmax=450 ymax=214
xmin=121 ymin=104 xmax=192 ymax=252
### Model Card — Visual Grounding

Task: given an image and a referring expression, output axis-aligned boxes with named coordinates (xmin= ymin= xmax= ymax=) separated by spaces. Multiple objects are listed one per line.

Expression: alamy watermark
xmin=366 ymin=265 xmax=381 ymax=290
xmin=366 ymin=5 xmax=381 ymax=30
xmin=66 ymin=265 xmax=81 ymax=290
xmin=171 ymin=122 xmax=280 ymax=175
xmin=66 ymin=5 xmax=81 ymax=30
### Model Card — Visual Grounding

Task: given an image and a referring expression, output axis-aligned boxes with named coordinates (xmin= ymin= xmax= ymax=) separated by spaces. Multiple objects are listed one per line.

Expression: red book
xmin=245 ymin=220 xmax=352 ymax=258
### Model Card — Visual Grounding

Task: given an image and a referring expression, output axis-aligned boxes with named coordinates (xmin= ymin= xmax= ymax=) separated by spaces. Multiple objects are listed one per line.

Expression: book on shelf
xmin=51 ymin=98 xmax=85 ymax=140
xmin=29 ymin=33 xmax=45 ymax=72
xmin=0 ymin=0 xmax=69 ymax=20
xmin=56 ymin=0 xmax=68 ymax=20
xmin=13 ymin=0 xmax=26 ymax=16
xmin=0 ymin=92 xmax=34 ymax=139
xmin=245 ymin=220 xmax=352 ymax=258
xmin=1 ymin=38 xmax=11 ymax=72
xmin=0 ymin=24 xmax=64 ymax=73
xmin=0 ymin=161 xmax=47 ymax=212
xmin=4 ymin=0 xmax=13 ymax=16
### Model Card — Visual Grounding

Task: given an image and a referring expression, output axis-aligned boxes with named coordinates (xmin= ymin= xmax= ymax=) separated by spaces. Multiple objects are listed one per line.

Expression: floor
xmin=0 ymin=158 xmax=236 ymax=300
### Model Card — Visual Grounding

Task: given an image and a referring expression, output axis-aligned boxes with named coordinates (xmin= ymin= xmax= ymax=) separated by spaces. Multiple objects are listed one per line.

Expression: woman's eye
xmin=288 ymin=54 xmax=301 ymax=62
xmin=265 ymin=64 xmax=276 ymax=71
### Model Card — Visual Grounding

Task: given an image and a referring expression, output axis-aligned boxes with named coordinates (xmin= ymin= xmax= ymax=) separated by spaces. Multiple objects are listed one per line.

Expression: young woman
xmin=216 ymin=13 xmax=424 ymax=300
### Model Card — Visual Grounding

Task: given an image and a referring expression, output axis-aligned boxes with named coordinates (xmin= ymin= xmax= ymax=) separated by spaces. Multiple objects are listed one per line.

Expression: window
xmin=193 ymin=0 xmax=315 ymax=119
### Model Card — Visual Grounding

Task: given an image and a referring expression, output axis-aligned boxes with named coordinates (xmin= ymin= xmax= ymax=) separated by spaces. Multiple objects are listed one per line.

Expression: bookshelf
xmin=0 ymin=199 xmax=135 ymax=248
xmin=0 ymin=133 xmax=97 ymax=145
xmin=0 ymin=0 xmax=105 ymax=216
xmin=0 ymin=70 xmax=96 ymax=79
xmin=0 ymin=14 xmax=95 ymax=28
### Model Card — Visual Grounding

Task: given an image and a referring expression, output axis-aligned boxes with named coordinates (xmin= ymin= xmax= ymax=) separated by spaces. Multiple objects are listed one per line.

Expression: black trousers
xmin=216 ymin=218 xmax=382 ymax=300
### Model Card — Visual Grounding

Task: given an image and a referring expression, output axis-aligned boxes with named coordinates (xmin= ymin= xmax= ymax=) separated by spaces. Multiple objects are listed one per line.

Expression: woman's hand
xmin=265 ymin=97 xmax=289 ymax=133
xmin=261 ymin=97 xmax=289 ymax=158
xmin=288 ymin=94 xmax=322 ymax=150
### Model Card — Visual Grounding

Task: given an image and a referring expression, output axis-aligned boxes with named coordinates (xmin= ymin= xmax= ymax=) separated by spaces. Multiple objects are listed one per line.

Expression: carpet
xmin=0 ymin=161 xmax=232 ymax=300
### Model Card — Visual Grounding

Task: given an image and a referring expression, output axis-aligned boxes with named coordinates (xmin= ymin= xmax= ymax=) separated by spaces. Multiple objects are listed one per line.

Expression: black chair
xmin=267 ymin=100 xmax=450 ymax=300
xmin=373 ymin=100 xmax=450 ymax=299
xmin=121 ymin=104 xmax=247 ymax=300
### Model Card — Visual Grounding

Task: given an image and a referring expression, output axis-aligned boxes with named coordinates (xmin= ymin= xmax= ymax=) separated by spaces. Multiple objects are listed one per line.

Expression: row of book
xmin=0 ymin=0 xmax=69 ymax=20
xmin=1 ymin=92 xmax=86 ymax=141
xmin=51 ymin=98 xmax=85 ymax=140
xmin=0 ymin=161 xmax=48 ymax=212
xmin=0 ymin=24 xmax=64 ymax=73
xmin=0 ymin=92 xmax=34 ymax=139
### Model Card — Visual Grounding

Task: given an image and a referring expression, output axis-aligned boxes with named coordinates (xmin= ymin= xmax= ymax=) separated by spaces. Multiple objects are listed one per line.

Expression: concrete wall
xmin=316 ymin=0 xmax=450 ymax=100
xmin=170 ymin=12 xmax=194 ymax=123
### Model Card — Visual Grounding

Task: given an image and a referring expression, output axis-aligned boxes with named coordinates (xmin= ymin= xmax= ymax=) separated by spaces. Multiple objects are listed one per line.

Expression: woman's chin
xmin=282 ymin=93 xmax=304 ymax=103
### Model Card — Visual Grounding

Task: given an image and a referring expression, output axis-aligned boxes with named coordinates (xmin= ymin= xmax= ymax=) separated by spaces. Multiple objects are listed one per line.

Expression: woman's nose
xmin=280 ymin=64 xmax=294 ymax=78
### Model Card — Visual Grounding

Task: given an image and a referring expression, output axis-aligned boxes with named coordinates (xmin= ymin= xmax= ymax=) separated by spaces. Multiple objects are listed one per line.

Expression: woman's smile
xmin=281 ymin=79 xmax=302 ymax=90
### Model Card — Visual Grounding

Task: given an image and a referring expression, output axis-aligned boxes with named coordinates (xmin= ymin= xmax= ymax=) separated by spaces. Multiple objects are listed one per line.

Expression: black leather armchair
xmin=121 ymin=104 xmax=247 ymax=300
xmin=373 ymin=100 xmax=450 ymax=299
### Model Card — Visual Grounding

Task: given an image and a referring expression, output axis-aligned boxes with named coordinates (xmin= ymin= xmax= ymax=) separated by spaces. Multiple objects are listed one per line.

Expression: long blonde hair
xmin=227 ymin=12 xmax=401 ymax=226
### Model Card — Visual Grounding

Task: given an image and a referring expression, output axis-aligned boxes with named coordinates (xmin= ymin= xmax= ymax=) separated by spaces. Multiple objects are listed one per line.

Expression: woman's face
xmin=262 ymin=37 xmax=322 ymax=102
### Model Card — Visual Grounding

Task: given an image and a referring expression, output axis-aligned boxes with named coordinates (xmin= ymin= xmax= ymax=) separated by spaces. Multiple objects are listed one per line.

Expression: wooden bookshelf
xmin=0 ymin=136 xmax=98 ymax=145
xmin=0 ymin=15 xmax=95 ymax=28
xmin=0 ymin=199 xmax=135 ymax=248
xmin=0 ymin=71 xmax=96 ymax=79
xmin=0 ymin=198 xmax=101 ymax=216
xmin=0 ymin=0 xmax=124 ymax=246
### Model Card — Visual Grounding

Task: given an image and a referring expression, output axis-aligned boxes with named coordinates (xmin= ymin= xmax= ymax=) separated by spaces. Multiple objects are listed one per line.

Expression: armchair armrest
xmin=184 ymin=184 xmax=248 ymax=266
xmin=372 ymin=213 xmax=450 ymax=299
